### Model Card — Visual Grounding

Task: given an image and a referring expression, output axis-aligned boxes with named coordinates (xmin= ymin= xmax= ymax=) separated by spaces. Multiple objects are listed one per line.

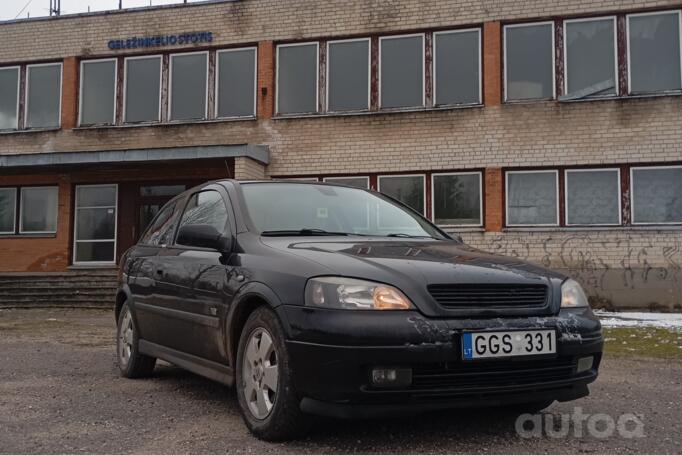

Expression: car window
xmin=241 ymin=183 xmax=446 ymax=239
xmin=178 ymin=190 xmax=229 ymax=236
xmin=139 ymin=201 xmax=178 ymax=246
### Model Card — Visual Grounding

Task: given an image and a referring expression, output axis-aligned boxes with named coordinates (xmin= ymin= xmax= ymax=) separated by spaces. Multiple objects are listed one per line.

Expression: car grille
xmin=428 ymin=283 xmax=548 ymax=308
xmin=411 ymin=357 xmax=577 ymax=391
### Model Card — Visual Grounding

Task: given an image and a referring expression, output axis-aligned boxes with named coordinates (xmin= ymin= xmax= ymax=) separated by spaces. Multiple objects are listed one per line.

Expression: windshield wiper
xmin=261 ymin=228 xmax=351 ymax=237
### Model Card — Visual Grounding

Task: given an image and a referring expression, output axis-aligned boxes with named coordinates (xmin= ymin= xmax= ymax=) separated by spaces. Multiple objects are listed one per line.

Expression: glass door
xmin=73 ymin=184 xmax=118 ymax=265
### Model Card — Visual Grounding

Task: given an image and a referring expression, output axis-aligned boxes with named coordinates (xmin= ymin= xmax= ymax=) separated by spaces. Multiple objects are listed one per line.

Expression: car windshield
xmin=241 ymin=182 xmax=447 ymax=239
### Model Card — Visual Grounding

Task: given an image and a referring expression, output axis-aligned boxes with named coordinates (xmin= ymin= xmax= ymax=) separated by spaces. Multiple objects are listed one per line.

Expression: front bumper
xmin=281 ymin=306 xmax=603 ymax=418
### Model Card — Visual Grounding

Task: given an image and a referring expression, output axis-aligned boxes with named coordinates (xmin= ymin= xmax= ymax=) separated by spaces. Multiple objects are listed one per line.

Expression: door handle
xmin=154 ymin=268 xmax=164 ymax=278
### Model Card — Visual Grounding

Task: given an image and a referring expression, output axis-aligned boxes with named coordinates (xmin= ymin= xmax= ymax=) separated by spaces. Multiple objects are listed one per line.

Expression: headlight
xmin=305 ymin=277 xmax=414 ymax=310
xmin=561 ymin=279 xmax=589 ymax=308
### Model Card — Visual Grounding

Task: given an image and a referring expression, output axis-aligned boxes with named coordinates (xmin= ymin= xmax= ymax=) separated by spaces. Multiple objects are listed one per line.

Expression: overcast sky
xmin=0 ymin=0 xmax=208 ymax=21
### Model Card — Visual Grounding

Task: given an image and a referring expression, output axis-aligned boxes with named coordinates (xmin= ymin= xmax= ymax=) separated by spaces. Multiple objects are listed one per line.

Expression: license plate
xmin=462 ymin=330 xmax=556 ymax=360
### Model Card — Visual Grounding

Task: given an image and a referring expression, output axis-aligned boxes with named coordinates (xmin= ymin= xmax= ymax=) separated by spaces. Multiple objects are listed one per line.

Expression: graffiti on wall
xmin=464 ymin=231 xmax=682 ymax=309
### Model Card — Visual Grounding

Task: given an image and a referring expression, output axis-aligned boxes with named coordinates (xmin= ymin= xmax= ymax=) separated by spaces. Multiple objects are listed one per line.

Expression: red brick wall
xmin=483 ymin=22 xmax=502 ymax=107
xmin=61 ymin=57 xmax=79 ymax=130
xmin=484 ymin=168 xmax=504 ymax=232
xmin=257 ymin=41 xmax=275 ymax=120
xmin=0 ymin=175 xmax=71 ymax=272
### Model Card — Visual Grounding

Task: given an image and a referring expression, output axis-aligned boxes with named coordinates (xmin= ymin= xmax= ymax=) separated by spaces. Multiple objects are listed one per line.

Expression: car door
xmin=152 ymin=187 xmax=235 ymax=363
xmin=129 ymin=199 xmax=183 ymax=346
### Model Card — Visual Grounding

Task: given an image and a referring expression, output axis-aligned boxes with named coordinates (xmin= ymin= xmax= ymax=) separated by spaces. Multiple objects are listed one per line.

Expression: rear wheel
xmin=117 ymin=301 xmax=156 ymax=378
xmin=236 ymin=306 xmax=310 ymax=441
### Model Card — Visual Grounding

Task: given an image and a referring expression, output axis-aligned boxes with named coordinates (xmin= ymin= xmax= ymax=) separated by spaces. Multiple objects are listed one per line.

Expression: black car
xmin=115 ymin=180 xmax=603 ymax=441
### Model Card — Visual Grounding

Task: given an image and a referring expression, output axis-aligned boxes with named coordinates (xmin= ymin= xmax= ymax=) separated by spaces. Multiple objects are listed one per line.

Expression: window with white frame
xmin=19 ymin=187 xmax=58 ymax=234
xmin=0 ymin=188 xmax=17 ymax=234
xmin=0 ymin=67 xmax=20 ymax=130
xmin=432 ymin=172 xmax=482 ymax=226
xmin=506 ymin=171 xmax=559 ymax=226
xmin=378 ymin=175 xmax=425 ymax=215
xmin=504 ymin=22 xmax=555 ymax=101
xmin=434 ymin=29 xmax=481 ymax=105
xmin=565 ymin=169 xmax=621 ymax=226
xmin=216 ymin=48 xmax=257 ymax=118
xmin=380 ymin=34 xmax=425 ymax=109
xmin=277 ymin=43 xmax=319 ymax=115
xmin=564 ymin=17 xmax=618 ymax=98
xmin=323 ymin=176 xmax=370 ymax=189
xmin=631 ymin=166 xmax=682 ymax=224
xmin=25 ymin=63 xmax=62 ymax=129
xmin=80 ymin=59 xmax=117 ymax=126
xmin=628 ymin=11 xmax=682 ymax=94
xmin=124 ymin=56 xmax=161 ymax=123
xmin=327 ymin=39 xmax=370 ymax=112
xmin=74 ymin=185 xmax=118 ymax=264
xmin=169 ymin=52 xmax=208 ymax=121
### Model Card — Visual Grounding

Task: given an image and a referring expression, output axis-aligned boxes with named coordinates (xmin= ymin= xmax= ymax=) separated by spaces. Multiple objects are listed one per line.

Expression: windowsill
xmin=558 ymin=90 xmax=682 ymax=104
xmin=504 ymin=225 xmax=682 ymax=232
xmin=68 ymin=264 xmax=118 ymax=270
xmin=438 ymin=226 xmax=485 ymax=232
xmin=73 ymin=116 xmax=257 ymax=131
xmin=273 ymin=104 xmax=484 ymax=120
xmin=0 ymin=233 xmax=57 ymax=239
xmin=0 ymin=127 xmax=60 ymax=135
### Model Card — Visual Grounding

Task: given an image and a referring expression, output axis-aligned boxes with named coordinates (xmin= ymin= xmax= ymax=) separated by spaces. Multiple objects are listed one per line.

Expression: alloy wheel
xmin=118 ymin=310 xmax=134 ymax=368
xmin=242 ymin=327 xmax=279 ymax=420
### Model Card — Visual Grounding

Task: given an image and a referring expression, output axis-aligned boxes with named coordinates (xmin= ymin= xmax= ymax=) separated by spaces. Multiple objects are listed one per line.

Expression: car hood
xmin=260 ymin=237 xmax=565 ymax=317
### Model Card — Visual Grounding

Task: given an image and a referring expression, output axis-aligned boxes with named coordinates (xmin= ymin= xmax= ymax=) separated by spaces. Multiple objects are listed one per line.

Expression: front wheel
xmin=117 ymin=302 xmax=156 ymax=378
xmin=235 ymin=306 xmax=310 ymax=441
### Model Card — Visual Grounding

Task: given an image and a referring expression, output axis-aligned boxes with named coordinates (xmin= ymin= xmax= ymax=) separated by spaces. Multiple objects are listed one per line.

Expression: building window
xmin=79 ymin=59 xmax=117 ymax=126
xmin=380 ymin=34 xmax=425 ymax=109
xmin=564 ymin=17 xmax=618 ymax=98
xmin=378 ymin=175 xmax=426 ymax=215
xmin=0 ymin=67 xmax=20 ymax=130
xmin=124 ymin=56 xmax=162 ymax=123
xmin=631 ymin=166 xmax=682 ymax=224
xmin=169 ymin=52 xmax=209 ymax=121
xmin=434 ymin=29 xmax=481 ymax=105
xmin=323 ymin=176 xmax=370 ymax=189
xmin=565 ymin=169 xmax=621 ymax=226
xmin=326 ymin=38 xmax=370 ymax=112
xmin=432 ymin=172 xmax=482 ymax=226
xmin=0 ymin=188 xmax=17 ymax=234
xmin=25 ymin=63 xmax=62 ymax=129
xmin=627 ymin=11 xmax=682 ymax=94
xmin=504 ymin=22 xmax=555 ymax=101
xmin=19 ymin=187 xmax=58 ymax=234
xmin=74 ymin=184 xmax=118 ymax=264
xmin=216 ymin=48 xmax=257 ymax=118
xmin=506 ymin=171 xmax=559 ymax=226
xmin=276 ymin=43 xmax=319 ymax=115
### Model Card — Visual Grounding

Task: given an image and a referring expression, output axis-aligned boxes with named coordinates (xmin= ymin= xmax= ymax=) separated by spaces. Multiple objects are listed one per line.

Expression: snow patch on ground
xmin=596 ymin=310 xmax=682 ymax=331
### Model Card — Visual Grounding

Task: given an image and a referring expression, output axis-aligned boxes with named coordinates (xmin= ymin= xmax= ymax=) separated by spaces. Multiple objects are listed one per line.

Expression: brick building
xmin=0 ymin=0 xmax=681 ymax=309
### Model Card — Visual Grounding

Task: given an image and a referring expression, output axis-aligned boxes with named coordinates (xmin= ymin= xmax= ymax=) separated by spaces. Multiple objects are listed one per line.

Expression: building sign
xmin=108 ymin=32 xmax=213 ymax=50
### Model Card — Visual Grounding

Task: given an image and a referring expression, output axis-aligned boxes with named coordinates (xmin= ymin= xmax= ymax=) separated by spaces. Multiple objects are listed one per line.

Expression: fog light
xmin=577 ymin=356 xmax=594 ymax=373
xmin=371 ymin=367 xmax=412 ymax=388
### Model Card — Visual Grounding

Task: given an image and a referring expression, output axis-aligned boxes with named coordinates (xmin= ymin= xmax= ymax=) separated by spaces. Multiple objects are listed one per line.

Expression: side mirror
xmin=177 ymin=224 xmax=231 ymax=252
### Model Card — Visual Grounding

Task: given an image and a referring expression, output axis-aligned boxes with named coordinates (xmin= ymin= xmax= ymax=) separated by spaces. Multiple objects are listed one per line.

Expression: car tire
xmin=116 ymin=301 xmax=156 ymax=378
xmin=236 ymin=306 xmax=311 ymax=441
